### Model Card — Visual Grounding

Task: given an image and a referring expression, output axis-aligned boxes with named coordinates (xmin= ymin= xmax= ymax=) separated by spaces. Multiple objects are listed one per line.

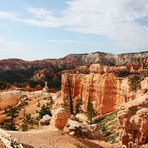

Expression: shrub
xmin=143 ymin=70 xmax=148 ymax=77
xmin=2 ymin=119 xmax=16 ymax=130
xmin=2 ymin=106 xmax=19 ymax=130
xmin=130 ymin=57 xmax=140 ymax=63
xmin=5 ymin=106 xmax=19 ymax=121
xmin=47 ymin=96 xmax=55 ymax=108
xmin=20 ymin=113 xmax=33 ymax=131
xmin=23 ymin=113 xmax=32 ymax=124
xmin=130 ymin=75 xmax=140 ymax=91
xmin=75 ymin=144 xmax=86 ymax=148
xmin=95 ymin=111 xmax=119 ymax=144
xmin=20 ymin=124 xmax=28 ymax=131
xmin=38 ymin=104 xmax=52 ymax=119
xmin=75 ymin=98 xmax=82 ymax=114
xmin=116 ymin=70 xmax=129 ymax=77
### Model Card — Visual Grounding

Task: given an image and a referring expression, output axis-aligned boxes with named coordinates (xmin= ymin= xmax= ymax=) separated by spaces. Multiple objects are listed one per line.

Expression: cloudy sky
xmin=0 ymin=0 xmax=148 ymax=60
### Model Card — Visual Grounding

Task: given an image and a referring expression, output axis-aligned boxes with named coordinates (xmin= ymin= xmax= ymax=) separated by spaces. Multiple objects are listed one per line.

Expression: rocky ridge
xmin=0 ymin=51 xmax=147 ymax=90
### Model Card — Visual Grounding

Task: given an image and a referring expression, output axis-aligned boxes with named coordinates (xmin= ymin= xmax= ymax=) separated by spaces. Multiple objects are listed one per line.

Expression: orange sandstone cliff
xmin=61 ymin=64 xmax=131 ymax=115
xmin=118 ymin=78 xmax=148 ymax=146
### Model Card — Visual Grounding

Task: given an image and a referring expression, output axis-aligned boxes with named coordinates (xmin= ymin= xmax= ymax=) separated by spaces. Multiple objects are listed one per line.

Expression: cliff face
xmin=61 ymin=64 xmax=131 ymax=115
xmin=118 ymin=79 xmax=148 ymax=146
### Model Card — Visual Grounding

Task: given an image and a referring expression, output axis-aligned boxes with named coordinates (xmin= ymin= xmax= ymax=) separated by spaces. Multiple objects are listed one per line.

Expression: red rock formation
xmin=50 ymin=108 xmax=70 ymax=130
xmin=35 ymin=85 xmax=43 ymax=91
xmin=61 ymin=64 xmax=131 ymax=115
xmin=141 ymin=77 xmax=148 ymax=90
xmin=118 ymin=90 xmax=148 ymax=147
xmin=0 ymin=51 xmax=147 ymax=91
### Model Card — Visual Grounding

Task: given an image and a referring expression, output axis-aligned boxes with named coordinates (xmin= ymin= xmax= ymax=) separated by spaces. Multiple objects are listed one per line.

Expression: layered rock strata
xmin=61 ymin=64 xmax=131 ymax=115
xmin=118 ymin=90 xmax=148 ymax=147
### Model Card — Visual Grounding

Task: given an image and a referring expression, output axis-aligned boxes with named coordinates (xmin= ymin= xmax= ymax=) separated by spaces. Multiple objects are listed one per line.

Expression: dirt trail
xmin=8 ymin=127 xmax=106 ymax=148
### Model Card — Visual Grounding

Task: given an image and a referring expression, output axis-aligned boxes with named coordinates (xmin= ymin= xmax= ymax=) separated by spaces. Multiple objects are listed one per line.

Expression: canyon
xmin=0 ymin=51 xmax=147 ymax=90
xmin=0 ymin=51 xmax=148 ymax=148
xmin=60 ymin=62 xmax=147 ymax=115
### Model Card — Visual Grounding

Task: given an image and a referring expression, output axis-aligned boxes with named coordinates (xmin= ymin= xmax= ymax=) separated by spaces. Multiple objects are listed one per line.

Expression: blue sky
xmin=0 ymin=0 xmax=148 ymax=60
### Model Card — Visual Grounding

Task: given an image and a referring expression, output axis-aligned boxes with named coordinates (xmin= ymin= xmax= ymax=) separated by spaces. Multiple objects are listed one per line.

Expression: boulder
xmin=66 ymin=119 xmax=103 ymax=140
xmin=75 ymin=113 xmax=88 ymax=123
xmin=40 ymin=114 xmax=51 ymax=126
xmin=0 ymin=128 xmax=23 ymax=148
xmin=50 ymin=108 xmax=70 ymax=130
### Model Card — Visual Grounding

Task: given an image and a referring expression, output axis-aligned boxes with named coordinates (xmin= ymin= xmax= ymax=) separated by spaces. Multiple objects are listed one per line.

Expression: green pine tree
xmin=87 ymin=98 xmax=94 ymax=124
xmin=75 ymin=98 xmax=82 ymax=114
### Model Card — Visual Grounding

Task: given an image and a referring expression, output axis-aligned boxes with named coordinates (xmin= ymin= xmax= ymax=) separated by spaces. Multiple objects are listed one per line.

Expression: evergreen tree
xmin=3 ymin=106 xmax=19 ymax=130
xmin=75 ymin=98 xmax=82 ymax=114
xmin=87 ymin=98 xmax=94 ymax=124
xmin=38 ymin=104 xmax=52 ymax=119
xmin=21 ymin=113 xmax=33 ymax=131
xmin=67 ymin=77 xmax=74 ymax=114
xmin=6 ymin=106 xmax=18 ymax=122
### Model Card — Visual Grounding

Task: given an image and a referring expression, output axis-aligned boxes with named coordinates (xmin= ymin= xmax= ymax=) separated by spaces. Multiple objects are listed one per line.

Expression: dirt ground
xmin=0 ymin=139 xmax=6 ymax=148
xmin=7 ymin=126 xmax=117 ymax=148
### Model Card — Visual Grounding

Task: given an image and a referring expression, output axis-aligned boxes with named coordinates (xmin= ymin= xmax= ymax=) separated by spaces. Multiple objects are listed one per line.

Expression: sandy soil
xmin=0 ymin=139 xmax=6 ymax=148
xmin=8 ymin=127 xmax=106 ymax=148
xmin=0 ymin=93 xmax=20 ymax=110
xmin=0 ymin=91 xmax=119 ymax=148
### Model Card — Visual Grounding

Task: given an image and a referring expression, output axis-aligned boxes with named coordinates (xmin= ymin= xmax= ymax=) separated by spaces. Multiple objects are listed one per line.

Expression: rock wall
xmin=118 ymin=89 xmax=148 ymax=147
xmin=61 ymin=64 xmax=131 ymax=115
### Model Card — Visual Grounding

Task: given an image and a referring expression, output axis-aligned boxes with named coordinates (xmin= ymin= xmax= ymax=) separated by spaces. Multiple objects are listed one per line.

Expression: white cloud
xmin=21 ymin=7 xmax=62 ymax=27
xmin=0 ymin=0 xmax=148 ymax=50
xmin=0 ymin=36 xmax=28 ymax=53
xmin=23 ymin=0 xmax=148 ymax=50
xmin=0 ymin=36 xmax=31 ymax=59
xmin=0 ymin=37 xmax=21 ymax=46
xmin=0 ymin=37 xmax=6 ymax=44
xmin=62 ymin=0 xmax=148 ymax=49
xmin=0 ymin=11 xmax=17 ymax=20
xmin=47 ymin=39 xmax=101 ymax=46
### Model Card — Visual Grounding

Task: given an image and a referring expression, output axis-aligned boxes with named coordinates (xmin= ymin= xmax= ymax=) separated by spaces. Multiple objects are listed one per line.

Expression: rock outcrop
xmin=40 ymin=115 xmax=51 ymax=126
xmin=66 ymin=119 xmax=103 ymax=140
xmin=43 ymin=81 xmax=50 ymax=92
xmin=141 ymin=77 xmax=148 ymax=90
xmin=61 ymin=64 xmax=131 ymax=115
xmin=118 ymin=89 xmax=148 ymax=147
xmin=0 ymin=128 xmax=23 ymax=148
xmin=50 ymin=108 xmax=70 ymax=130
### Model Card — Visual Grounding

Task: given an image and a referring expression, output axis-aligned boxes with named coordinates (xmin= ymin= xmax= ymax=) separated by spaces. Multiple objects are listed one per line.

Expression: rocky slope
xmin=0 ymin=51 xmax=147 ymax=72
xmin=118 ymin=78 xmax=148 ymax=147
xmin=0 ymin=51 xmax=147 ymax=90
